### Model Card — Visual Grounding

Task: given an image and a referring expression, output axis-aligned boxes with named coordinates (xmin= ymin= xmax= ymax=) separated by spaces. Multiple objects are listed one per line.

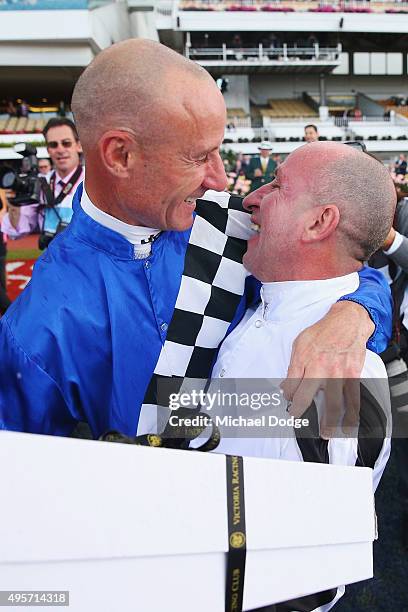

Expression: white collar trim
xmin=261 ymin=273 xmax=360 ymax=321
xmin=80 ymin=187 xmax=160 ymax=246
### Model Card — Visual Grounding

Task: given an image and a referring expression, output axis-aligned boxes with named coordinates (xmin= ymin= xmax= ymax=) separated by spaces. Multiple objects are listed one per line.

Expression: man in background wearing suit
xmin=246 ymin=141 xmax=276 ymax=192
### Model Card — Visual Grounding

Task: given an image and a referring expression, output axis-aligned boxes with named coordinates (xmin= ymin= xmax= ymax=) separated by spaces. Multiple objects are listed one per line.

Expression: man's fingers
xmin=342 ymin=378 xmax=361 ymax=436
xmin=282 ymin=339 xmax=306 ymax=400
xmin=288 ymin=378 xmax=322 ymax=418
xmin=320 ymin=378 xmax=344 ymax=439
xmin=280 ymin=377 xmax=302 ymax=403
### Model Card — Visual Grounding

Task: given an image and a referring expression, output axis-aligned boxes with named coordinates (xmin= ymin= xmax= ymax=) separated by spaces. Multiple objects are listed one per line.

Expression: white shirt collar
xmin=80 ymin=187 xmax=160 ymax=247
xmin=260 ymin=273 xmax=360 ymax=322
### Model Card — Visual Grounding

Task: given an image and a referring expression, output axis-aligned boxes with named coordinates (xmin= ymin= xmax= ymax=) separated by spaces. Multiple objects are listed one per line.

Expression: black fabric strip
xmin=356 ymin=383 xmax=387 ymax=469
xmin=392 ymin=392 xmax=408 ymax=411
xmin=294 ymin=402 xmax=329 ymax=464
xmin=388 ymin=373 xmax=408 ymax=388
xmin=228 ymin=195 xmax=248 ymax=212
xmin=225 ymin=455 xmax=247 ymax=612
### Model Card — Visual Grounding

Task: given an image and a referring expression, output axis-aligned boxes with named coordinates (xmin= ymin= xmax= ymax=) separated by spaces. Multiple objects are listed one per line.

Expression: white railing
xmin=226 ymin=117 xmax=252 ymax=127
xmin=224 ymin=127 xmax=272 ymax=139
xmin=224 ymin=116 xmax=403 ymax=131
xmin=156 ymin=0 xmax=177 ymax=16
xmin=356 ymin=116 xmax=391 ymax=122
xmin=186 ymin=44 xmax=342 ymax=63
xmin=335 ymin=116 xmax=391 ymax=126
xmin=263 ymin=116 xmax=328 ymax=124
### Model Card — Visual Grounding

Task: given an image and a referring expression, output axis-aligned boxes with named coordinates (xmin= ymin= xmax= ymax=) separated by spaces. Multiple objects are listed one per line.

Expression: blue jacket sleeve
xmin=0 ymin=318 xmax=78 ymax=436
xmin=338 ymin=266 xmax=392 ymax=354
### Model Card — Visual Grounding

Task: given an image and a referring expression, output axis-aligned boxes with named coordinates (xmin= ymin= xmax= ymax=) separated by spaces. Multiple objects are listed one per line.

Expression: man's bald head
xmin=71 ymin=38 xmax=217 ymax=149
xmin=71 ymin=39 xmax=227 ymax=231
xmin=243 ymin=141 xmax=397 ymax=282
xmin=303 ymin=142 xmax=396 ymax=260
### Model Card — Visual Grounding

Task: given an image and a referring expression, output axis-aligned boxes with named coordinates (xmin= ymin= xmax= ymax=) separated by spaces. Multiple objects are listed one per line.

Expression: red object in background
xmin=6 ymin=259 xmax=35 ymax=301
xmin=261 ymin=6 xmax=294 ymax=11
xmin=6 ymin=234 xmax=39 ymax=250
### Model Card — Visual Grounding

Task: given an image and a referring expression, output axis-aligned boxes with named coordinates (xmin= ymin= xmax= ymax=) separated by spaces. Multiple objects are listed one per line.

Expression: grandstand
xmin=0 ymin=116 xmax=45 ymax=135
xmin=0 ymin=8 xmax=407 ymax=612
xmin=263 ymin=99 xmax=317 ymax=118
xmin=0 ymin=0 xmax=407 ymax=160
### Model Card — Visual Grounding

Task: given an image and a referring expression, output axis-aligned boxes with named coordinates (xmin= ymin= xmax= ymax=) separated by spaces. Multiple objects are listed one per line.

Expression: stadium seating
xmin=0 ymin=116 xmax=46 ymax=135
xmin=15 ymin=118 xmax=27 ymax=134
xmin=227 ymin=108 xmax=248 ymax=118
xmin=33 ymin=118 xmax=46 ymax=133
xmin=379 ymin=100 xmax=408 ymax=120
xmin=263 ymin=99 xmax=317 ymax=118
xmin=25 ymin=118 xmax=36 ymax=133
xmin=4 ymin=118 xmax=17 ymax=134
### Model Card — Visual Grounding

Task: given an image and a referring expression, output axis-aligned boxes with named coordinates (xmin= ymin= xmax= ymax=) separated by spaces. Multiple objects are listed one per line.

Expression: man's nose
xmin=202 ymin=153 xmax=228 ymax=192
xmin=243 ymin=183 xmax=269 ymax=212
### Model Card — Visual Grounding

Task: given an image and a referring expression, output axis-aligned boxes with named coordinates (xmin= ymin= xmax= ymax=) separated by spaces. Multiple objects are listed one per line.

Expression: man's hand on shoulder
xmin=281 ymin=301 xmax=374 ymax=438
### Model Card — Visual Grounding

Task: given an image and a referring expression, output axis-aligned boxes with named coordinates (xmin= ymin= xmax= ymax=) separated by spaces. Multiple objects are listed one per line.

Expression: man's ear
xmin=98 ymin=131 xmax=139 ymax=179
xmin=301 ymin=205 xmax=340 ymax=243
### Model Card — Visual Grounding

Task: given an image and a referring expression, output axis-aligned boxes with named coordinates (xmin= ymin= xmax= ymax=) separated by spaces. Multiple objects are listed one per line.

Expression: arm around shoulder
xmin=340 ymin=266 xmax=392 ymax=354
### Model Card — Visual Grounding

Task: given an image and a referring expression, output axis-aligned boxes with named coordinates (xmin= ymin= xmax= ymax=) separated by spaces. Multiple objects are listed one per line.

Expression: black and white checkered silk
xmin=137 ymin=190 xmax=254 ymax=435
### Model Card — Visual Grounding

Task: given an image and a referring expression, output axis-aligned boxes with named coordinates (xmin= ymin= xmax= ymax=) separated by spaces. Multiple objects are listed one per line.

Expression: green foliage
xmin=0 ymin=141 xmax=44 ymax=149
xmin=6 ymin=249 xmax=41 ymax=261
xmin=221 ymin=149 xmax=238 ymax=166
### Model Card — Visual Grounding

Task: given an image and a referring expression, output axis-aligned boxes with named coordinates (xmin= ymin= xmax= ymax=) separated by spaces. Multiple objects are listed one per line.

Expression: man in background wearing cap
xmin=246 ymin=141 xmax=276 ymax=192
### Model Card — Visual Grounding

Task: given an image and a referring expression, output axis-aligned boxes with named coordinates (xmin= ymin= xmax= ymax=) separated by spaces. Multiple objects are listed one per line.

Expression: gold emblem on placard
xmin=147 ymin=435 xmax=162 ymax=447
xmin=230 ymin=531 xmax=246 ymax=549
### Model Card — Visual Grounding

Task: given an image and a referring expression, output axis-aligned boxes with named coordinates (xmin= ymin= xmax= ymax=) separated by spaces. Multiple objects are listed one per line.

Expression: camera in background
xmin=0 ymin=143 xmax=41 ymax=206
